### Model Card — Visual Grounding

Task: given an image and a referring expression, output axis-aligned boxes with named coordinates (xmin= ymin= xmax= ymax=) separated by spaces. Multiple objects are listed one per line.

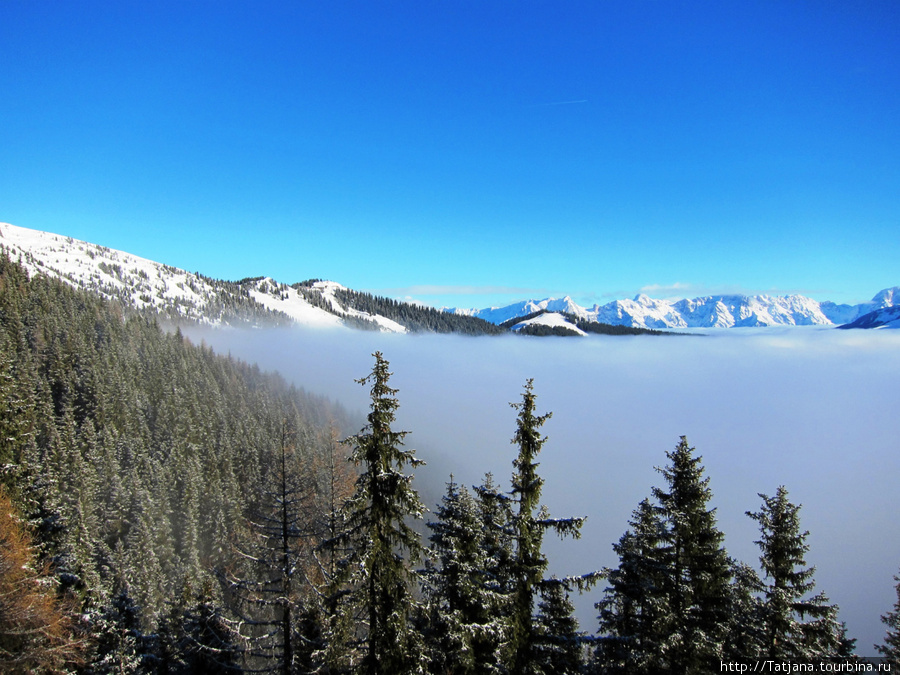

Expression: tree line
xmin=0 ymin=252 xmax=898 ymax=673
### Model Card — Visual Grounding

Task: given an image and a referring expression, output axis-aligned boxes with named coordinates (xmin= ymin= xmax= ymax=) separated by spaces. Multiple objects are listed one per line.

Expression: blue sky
xmin=1 ymin=1 xmax=897 ymax=308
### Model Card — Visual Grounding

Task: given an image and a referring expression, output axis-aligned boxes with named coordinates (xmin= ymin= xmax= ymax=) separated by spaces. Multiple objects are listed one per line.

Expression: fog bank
xmin=189 ymin=325 xmax=900 ymax=654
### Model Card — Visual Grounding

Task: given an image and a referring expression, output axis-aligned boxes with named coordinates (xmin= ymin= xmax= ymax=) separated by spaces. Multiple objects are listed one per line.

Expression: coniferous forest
xmin=1 ymin=253 xmax=899 ymax=673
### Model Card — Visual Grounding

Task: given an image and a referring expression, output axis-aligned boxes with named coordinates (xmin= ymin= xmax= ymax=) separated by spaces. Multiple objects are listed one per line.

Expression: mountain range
xmin=2 ymin=222 xmax=897 ymax=332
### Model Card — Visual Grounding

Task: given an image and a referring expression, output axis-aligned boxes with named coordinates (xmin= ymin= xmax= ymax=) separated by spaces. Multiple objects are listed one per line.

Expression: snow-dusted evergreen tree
xmin=876 ymin=570 xmax=900 ymax=664
xmin=599 ymin=437 xmax=732 ymax=674
xmin=595 ymin=498 xmax=669 ymax=674
xmin=158 ymin=579 xmax=242 ymax=674
xmin=506 ymin=379 xmax=598 ymax=675
xmin=473 ymin=472 xmax=515 ymax=604
xmin=722 ymin=560 xmax=765 ymax=661
xmin=420 ymin=477 xmax=509 ymax=674
xmin=323 ymin=352 xmax=426 ymax=675
xmin=651 ymin=436 xmax=733 ymax=673
xmin=225 ymin=421 xmax=319 ymax=673
xmin=90 ymin=588 xmax=157 ymax=674
xmin=747 ymin=486 xmax=845 ymax=659
xmin=533 ymin=577 xmax=586 ymax=675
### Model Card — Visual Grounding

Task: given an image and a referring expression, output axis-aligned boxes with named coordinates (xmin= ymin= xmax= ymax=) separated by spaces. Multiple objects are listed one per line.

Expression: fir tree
xmin=420 ymin=477 xmax=509 ymax=674
xmin=747 ymin=486 xmax=845 ymax=659
xmin=722 ymin=560 xmax=765 ymax=661
xmin=323 ymin=352 xmax=426 ymax=675
xmin=89 ymin=588 xmax=157 ymax=674
xmin=225 ymin=421 xmax=319 ymax=673
xmin=595 ymin=498 xmax=669 ymax=675
xmin=652 ymin=436 xmax=733 ymax=673
xmin=598 ymin=437 xmax=732 ymax=674
xmin=533 ymin=577 xmax=585 ymax=675
xmin=160 ymin=580 xmax=242 ymax=674
xmin=877 ymin=569 xmax=900 ymax=664
xmin=506 ymin=379 xmax=598 ymax=675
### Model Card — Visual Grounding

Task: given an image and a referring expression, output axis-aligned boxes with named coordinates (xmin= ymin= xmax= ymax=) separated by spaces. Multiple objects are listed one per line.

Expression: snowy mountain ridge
xmin=0 ymin=222 xmax=403 ymax=332
xmin=2 ymin=222 xmax=896 ymax=331
xmin=450 ymin=287 xmax=899 ymax=330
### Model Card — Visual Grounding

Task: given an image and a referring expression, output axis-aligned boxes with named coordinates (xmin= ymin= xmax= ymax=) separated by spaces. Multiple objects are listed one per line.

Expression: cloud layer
xmin=189 ymin=325 xmax=900 ymax=653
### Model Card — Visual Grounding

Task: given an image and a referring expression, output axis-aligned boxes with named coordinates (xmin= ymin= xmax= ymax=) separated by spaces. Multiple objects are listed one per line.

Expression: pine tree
xmin=877 ymin=570 xmax=900 ymax=664
xmin=747 ymin=486 xmax=845 ymax=659
xmin=323 ymin=352 xmax=426 ymax=675
xmin=506 ymin=379 xmax=598 ymax=675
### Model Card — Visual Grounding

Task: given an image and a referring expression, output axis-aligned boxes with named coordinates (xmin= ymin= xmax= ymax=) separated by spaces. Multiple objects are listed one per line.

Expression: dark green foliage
xmin=514 ymin=323 xmax=584 ymax=337
xmin=507 ymin=380 xmax=599 ymax=675
xmin=877 ymin=573 xmax=900 ymax=664
xmin=595 ymin=499 xmax=669 ymax=674
xmin=89 ymin=588 xmax=158 ymax=674
xmin=158 ymin=581 xmax=242 ymax=674
xmin=598 ymin=437 xmax=734 ymax=674
xmin=323 ymin=352 xmax=427 ymax=675
xmin=565 ymin=313 xmax=673 ymax=336
xmin=420 ymin=477 xmax=510 ymax=674
xmin=225 ymin=423 xmax=322 ymax=673
xmin=651 ymin=436 xmax=734 ymax=673
xmin=322 ymin=286 xmax=507 ymax=335
xmin=0 ymin=253 xmax=350 ymax=669
xmin=747 ymin=487 xmax=844 ymax=659
xmin=499 ymin=310 xmax=674 ymax=336
xmin=533 ymin=578 xmax=585 ymax=675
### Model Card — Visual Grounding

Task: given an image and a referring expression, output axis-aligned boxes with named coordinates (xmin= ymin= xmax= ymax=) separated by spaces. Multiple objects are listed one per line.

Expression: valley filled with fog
xmin=189 ymin=324 xmax=900 ymax=654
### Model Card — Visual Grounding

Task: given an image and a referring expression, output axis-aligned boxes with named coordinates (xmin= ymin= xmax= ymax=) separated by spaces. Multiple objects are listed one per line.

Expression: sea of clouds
xmin=188 ymin=324 xmax=900 ymax=654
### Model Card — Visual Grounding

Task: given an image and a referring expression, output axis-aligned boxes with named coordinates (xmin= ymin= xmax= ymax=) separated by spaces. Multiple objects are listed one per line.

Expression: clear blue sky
xmin=2 ymin=1 xmax=897 ymax=308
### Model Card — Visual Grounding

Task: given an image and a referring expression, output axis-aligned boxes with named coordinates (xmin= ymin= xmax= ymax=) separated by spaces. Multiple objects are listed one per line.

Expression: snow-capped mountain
xmin=451 ymin=288 xmax=899 ymax=330
xmin=3 ymin=222 xmax=896 ymax=332
xmin=0 ymin=222 xmax=403 ymax=331
xmin=837 ymin=305 xmax=900 ymax=330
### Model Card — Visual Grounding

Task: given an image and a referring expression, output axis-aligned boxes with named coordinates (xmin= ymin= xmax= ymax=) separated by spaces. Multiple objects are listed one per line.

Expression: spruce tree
xmin=420 ymin=477 xmax=510 ymax=674
xmin=323 ymin=352 xmax=426 ymax=675
xmin=598 ymin=437 xmax=732 ymax=674
xmin=747 ymin=486 xmax=845 ymax=659
xmin=533 ymin=577 xmax=585 ymax=675
xmin=595 ymin=498 xmax=669 ymax=674
xmin=225 ymin=421 xmax=318 ymax=673
xmin=652 ymin=436 xmax=733 ymax=673
xmin=506 ymin=379 xmax=598 ymax=675
xmin=876 ymin=570 xmax=900 ymax=664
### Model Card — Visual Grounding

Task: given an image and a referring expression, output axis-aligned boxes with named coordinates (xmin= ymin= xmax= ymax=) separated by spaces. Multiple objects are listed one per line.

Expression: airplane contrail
xmin=528 ymin=99 xmax=588 ymax=107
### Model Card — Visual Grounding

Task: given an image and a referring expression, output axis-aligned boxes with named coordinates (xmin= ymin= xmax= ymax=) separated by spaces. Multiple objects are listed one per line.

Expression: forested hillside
xmin=0 ymin=253 xmax=355 ymax=671
xmin=305 ymin=284 xmax=507 ymax=335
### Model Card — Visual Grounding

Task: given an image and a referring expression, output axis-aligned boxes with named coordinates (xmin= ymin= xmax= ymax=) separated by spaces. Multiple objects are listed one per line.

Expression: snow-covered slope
xmin=837 ymin=305 xmax=900 ymax=330
xmin=452 ymin=288 xmax=899 ymax=330
xmin=510 ymin=311 xmax=588 ymax=336
xmin=0 ymin=223 xmax=404 ymax=331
